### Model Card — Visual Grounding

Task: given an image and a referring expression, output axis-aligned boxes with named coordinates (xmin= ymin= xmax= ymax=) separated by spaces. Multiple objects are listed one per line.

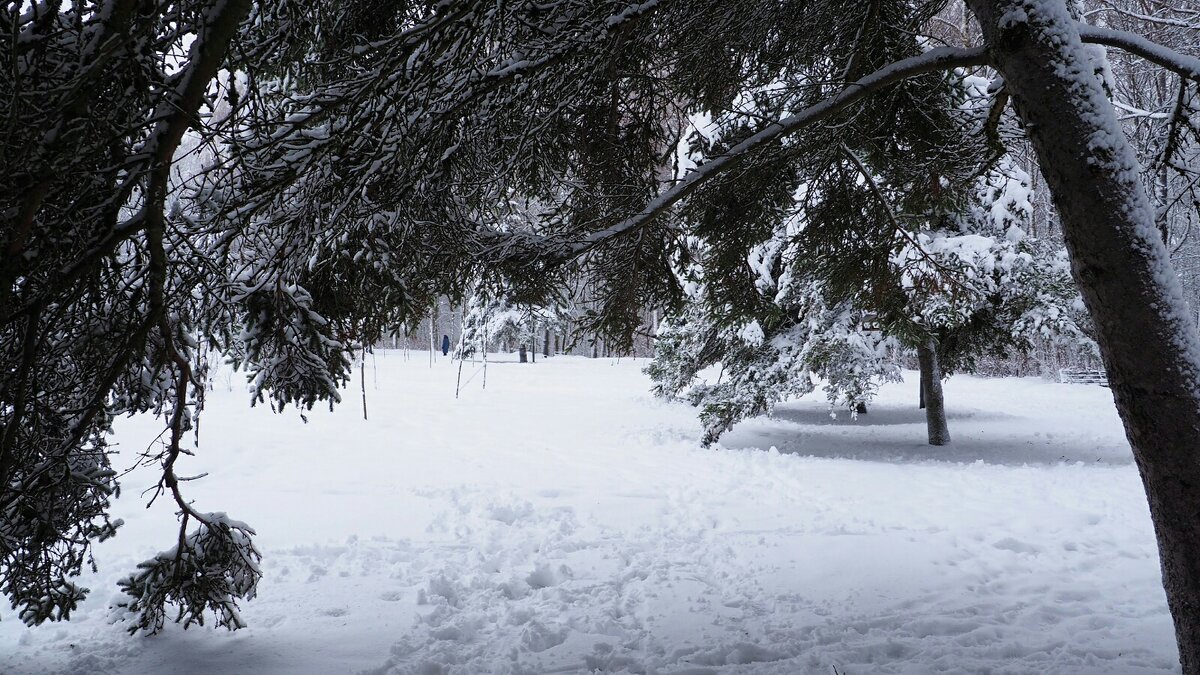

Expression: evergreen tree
xmin=0 ymin=0 xmax=257 ymax=632
xmin=648 ymin=26 xmax=1087 ymax=446
xmin=650 ymin=156 xmax=1086 ymax=445
xmin=455 ymin=292 xmax=571 ymax=362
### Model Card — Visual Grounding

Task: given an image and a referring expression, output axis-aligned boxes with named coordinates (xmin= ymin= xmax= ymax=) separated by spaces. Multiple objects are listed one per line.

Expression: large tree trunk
xmin=969 ymin=1 xmax=1200 ymax=669
xmin=917 ymin=338 xmax=950 ymax=446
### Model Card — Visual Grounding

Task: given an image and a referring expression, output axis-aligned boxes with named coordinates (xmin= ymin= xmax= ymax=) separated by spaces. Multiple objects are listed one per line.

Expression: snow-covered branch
xmin=1078 ymin=24 xmax=1200 ymax=82
xmin=572 ymin=45 xmax=989 ymax=253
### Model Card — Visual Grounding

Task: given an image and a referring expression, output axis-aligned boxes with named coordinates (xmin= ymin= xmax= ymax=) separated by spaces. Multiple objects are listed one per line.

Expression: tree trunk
xmin=916 ymin=338 xmax=950 ymax=446
xmin=519 ymin=344 xmax=527 ymax=363
xmin=855 ymin=401 xmax=868 ymax=415
xmin=360 ymin=348 xmax=368 ymax=421
xmin=543 ymin=329 xmax=551 ymax=358
xmin=429 ymin=307 xmax=436 ymax=366
xmin=650 ymin=309 xmax=659 ymax=354
xmin=969 ymin=1 xmax=1200 ymax=669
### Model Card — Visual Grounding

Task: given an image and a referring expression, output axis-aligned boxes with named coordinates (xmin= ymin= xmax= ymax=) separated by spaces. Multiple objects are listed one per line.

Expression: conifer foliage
xmin=649 ymin=159 xmax=1087 ymax=444
xmin=0 ymin=0 xmax=274 ymax=632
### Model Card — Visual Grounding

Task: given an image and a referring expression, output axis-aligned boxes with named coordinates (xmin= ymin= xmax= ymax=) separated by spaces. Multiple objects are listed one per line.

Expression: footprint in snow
xmin=536 ymin=488 xmax=573 ymax=498
xmin=526 ymin=563 xmax=563 ymax=589
xmin=992 ymin=537 xmax=1041 ymax=555
xmin=259 ymin=614 xmax=287 ymax=629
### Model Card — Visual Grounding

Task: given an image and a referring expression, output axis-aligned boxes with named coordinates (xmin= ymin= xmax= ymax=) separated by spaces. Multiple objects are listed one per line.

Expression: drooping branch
xmin=3 ymin=0 xmax=253 ymax=328
xmin=0 ymin=0 xmax=259 ymax=631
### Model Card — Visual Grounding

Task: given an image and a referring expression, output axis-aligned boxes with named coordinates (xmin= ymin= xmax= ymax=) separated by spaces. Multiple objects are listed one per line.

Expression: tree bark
xmin=968 ymin=1 xmax=1200 ymax=669
xmin=543 ymin=329 xmax=551 ymax=357
xmin=360 ymin=349 xmax=368 ymax=421
xmin=917 ymin=338 xmax=950 ymax=446
xmin=429 ymin=307 xmax=436 ymax=366
xmin=519 ymin=344 xmax=528 ymax=363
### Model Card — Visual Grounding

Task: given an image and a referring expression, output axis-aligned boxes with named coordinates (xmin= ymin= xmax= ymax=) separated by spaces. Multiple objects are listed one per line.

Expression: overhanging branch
xmin=1078 ymin=24 xmax=1200 ymax=82
xmin=571 ymin=45 xmax=989 ymax=254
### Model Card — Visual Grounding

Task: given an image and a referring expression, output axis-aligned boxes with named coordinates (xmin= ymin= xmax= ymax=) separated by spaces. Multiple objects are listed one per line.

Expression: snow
xmin=736 ymin=321 xmax=765 ymax=347
xmin=0 ymin=354 xmax=1179 ymax=674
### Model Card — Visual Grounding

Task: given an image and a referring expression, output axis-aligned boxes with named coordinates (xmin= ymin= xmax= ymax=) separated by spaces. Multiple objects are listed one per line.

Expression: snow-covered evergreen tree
xmin=650 ymin=158 xmax=1087 ymax=445
xmin=456 ymin=290 xmax=572 ymax=361
xmin=893 ymin=159 xmax=1092 ymax=372
xmin=651 ymin=284 xmax=900 ymax=445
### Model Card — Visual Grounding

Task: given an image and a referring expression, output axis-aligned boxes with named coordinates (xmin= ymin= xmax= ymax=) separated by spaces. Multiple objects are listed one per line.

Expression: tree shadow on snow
xmin=720 ymin=402 xmax=1134 ymax=467
xmin=764 ymin=405 xmax=1011 ymax=427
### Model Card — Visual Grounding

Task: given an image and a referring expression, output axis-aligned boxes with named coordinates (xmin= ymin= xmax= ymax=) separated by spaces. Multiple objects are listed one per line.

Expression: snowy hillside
xmin=0 ymin=354 xmax=1176 ymax=674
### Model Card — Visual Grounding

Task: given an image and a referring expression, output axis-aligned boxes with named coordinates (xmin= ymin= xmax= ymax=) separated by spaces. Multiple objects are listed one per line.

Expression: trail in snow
xmin=0 ymin=354 xmax=1177 ymax=674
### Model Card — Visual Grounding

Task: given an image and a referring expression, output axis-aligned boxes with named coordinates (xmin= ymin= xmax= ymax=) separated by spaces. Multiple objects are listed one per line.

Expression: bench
xmin=1058 ymin=368 xmax=1109 ymax=386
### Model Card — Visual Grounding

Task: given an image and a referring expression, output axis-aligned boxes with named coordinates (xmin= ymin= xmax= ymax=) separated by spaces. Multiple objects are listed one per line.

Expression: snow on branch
xmin=1078 ymin=24 xmax=1200 ymax=82
xmin=571 ymin=45 xmax=989 ymax=254
xmin=115 ymin=514 xmax=262 ymax=635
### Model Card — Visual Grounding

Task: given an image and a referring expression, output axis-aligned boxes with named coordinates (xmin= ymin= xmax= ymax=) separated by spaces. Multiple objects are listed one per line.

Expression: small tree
xmin=455 ymin=291 xmax=571 ymax=363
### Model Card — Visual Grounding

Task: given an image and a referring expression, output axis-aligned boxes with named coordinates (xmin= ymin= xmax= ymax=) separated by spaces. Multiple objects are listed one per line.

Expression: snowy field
xmin=0 ymin=353 xmax=1179 ymax=674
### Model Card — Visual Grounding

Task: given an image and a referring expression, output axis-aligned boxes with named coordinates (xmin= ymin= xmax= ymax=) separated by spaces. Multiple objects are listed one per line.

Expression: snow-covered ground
xmin=0 ymin=353 xmax=1178 ymax=674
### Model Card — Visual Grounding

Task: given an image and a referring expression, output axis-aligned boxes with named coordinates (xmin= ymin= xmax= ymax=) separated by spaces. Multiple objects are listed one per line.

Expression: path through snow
xmin=0 ymin=354 xmax=1177 ymax=674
